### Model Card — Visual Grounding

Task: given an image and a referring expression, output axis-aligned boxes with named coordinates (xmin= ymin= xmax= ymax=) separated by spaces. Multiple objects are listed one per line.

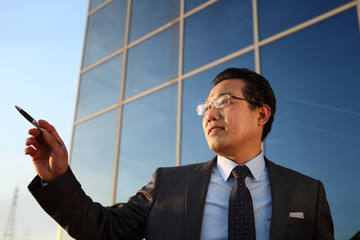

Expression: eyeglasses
xmin=196 ymin=94 xmax=262 ymax=116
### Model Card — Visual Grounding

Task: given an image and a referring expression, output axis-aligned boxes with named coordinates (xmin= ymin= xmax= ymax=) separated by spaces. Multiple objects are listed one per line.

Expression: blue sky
xmin=0 ymin=1 xmax=88 ymax=239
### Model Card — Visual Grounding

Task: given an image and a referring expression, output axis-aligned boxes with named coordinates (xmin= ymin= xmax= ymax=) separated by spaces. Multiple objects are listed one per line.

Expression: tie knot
xmin=232 ymin=165 xmax=250 ymax=179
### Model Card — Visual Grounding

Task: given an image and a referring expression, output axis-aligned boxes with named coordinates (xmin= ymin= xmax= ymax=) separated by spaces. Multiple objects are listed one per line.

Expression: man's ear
xmin=258 ymin=105 xmax=271 ymax=126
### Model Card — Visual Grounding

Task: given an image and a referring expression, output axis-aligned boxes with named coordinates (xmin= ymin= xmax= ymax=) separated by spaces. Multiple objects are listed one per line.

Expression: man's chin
xmin=208 ymin=142 xmax=227 ymax=155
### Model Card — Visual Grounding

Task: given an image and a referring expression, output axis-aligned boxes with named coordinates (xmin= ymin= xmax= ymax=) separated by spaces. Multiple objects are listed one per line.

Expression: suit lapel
xmin=185 ymin=158 xmax=216 ymax=240
xmin=266 ymin=158 xmax=290 ymax=240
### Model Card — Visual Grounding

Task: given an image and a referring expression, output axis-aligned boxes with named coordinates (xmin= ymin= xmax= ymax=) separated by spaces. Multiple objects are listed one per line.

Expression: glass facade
xmin=63 ymin=0 xmax=360 ymax=239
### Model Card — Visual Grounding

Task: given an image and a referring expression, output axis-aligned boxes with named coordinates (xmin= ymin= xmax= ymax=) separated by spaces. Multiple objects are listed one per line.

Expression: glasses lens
xmin=196 ymin=104 xmax=205 ymax=115
xmin=214 ymin=95 xmax=230 ymax=108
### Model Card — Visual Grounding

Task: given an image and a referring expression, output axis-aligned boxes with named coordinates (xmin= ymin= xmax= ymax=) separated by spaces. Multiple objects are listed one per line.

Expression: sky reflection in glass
xmin=70 ymin=109 xmax=118 ymax=205
xmin=185 ymin=0 xmax=209 ymax=12
xmin=76 ymin=55 xmax=122 ymax=120
xmin=183 ymin=0 xmax=253 ymax=73
xmin=116 ymin=85 xmax=177 ymax=202
xmin=125 ymin=25 xmax=179 ymax=99
xmin=82 ymin=0 xmax=127 ymax=69
xmin=129 ymin=0 xmax=179 ymax=43
xmin=262 ymin=9 xmax=360 ymax=239
xmin=258 ymin=0 xmax=352 ymax=40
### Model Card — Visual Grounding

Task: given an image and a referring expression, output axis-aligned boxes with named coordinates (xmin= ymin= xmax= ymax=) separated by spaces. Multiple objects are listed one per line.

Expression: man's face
xmin=202 ymin=79 xmax=263 ymax=158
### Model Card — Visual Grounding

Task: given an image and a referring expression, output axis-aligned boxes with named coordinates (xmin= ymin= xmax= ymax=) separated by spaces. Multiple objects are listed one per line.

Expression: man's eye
xmin=204 ymin=105 xmax=211 ymax=112
xmin=218 ymin=99 xmax=227 ymax=106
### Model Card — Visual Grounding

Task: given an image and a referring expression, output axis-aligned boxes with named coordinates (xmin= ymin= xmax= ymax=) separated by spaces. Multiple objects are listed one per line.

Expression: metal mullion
xmin=183 ymin=0 xmax=219 ymax=19
xmin=123 ymin=0 xmax=220 ymax=52
xmin=251 ymin=0 xmax=266 ymax=153
xmin=252 ymin=0 xmax=261 ymax=74
xmin=80 ymin=49 xmax=125 ymax=74
xmin=259 ymin=1 xmax=356 ymax=48
xmin=73 ymin=103 xmax=120 ymax=126
xmin=182 ymin=45 xmax=255 ymax=81
xmin=127 ymin=18 xmax=180 ymax=49
xmin=88 ymin=0 xmax=113 ymax=16
xmin=122 ymin=78 xmax=179 ymax=105
xmin=69 ymin=1 xmax=92 ymax=160
xmin=180 ymin=1 xmax=357 ymax=85
xmin=74 ymin=76 xmax=179 ymax=127
xmin=356 ymin=0 xmax=360 ymax=32
xmin=176 ymin=0 xmax=185 ymax=166
xmin=111 ymin=0 xmax=132 ymax=205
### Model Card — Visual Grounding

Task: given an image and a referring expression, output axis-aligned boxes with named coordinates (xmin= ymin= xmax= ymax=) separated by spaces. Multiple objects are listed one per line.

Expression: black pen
xmin=15 ymin=105 xmax=62 ymax=146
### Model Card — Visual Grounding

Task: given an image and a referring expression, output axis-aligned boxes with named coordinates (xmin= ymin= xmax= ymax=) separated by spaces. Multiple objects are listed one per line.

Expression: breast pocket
xmin=283 ymin=217 xmax=313 ymax=240
xmin=287 ymin=217 xmax=311 ymax=226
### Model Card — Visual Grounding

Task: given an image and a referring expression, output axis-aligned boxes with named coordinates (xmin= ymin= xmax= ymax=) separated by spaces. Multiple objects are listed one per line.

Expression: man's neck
xmin=218 ymin=145 xmax=262 ymax=165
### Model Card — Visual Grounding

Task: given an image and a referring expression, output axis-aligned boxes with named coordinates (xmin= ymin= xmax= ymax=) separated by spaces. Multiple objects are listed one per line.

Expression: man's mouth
xmin=208 ymin=126 xmax=225 ymax=134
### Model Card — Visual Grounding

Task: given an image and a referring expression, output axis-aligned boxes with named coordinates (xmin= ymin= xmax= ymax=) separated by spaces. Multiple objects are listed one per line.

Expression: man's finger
xmin=38 ymin=120 xmax=63 ymax=146
xmin=24 ymin=146 xmax=36 ymax=156
xmin=25 ymin=137 xmax=41 ymax=149
xmin=28 ymin=128 xmax=42 ymax=137
xmin=42 ymin=129 xmax=63 ymax=152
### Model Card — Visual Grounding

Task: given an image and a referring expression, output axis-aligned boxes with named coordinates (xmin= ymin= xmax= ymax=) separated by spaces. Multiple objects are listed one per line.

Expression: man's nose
xmin=205 ymin=106 xmax=221 ymax=122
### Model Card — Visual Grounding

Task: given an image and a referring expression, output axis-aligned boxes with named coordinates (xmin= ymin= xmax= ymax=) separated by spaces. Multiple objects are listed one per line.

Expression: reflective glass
xmin=129 ymin=0 xmax=180 ymax=43
xmin=125 ymin=25 xmax=179 ymax=99
xmin=181 ymin=52 xmax=254 ymax=165
xmin=116 ymin=85 xmax=177 ymax=202
xmin=76 ymin=55 xmax=122 ymax=120
xmin=185 ymin=0 xmax=209 ymax=12
xmin=82 ymin=0 xmax=127 ymax=69
xmin=258 ymin=0 xmax=351 ymax=40
xmin=262 ymin=9 xmax=360 ymax=239
xmin=90 ymin=0 xmax=107 ymax=11
xmin=184 ymin=0 xmax=253 ymax=73
xmin=70 ymin=110 xmax=118 ymax=205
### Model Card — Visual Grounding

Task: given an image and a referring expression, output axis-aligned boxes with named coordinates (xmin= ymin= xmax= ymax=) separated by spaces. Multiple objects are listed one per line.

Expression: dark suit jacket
xmin=28 ymin=157 xmax=334 ymax=240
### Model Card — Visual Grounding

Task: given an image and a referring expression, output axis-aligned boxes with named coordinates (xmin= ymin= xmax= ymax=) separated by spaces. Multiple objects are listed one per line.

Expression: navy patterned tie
xmin=228 ymin=165 xmax=256 ymax=240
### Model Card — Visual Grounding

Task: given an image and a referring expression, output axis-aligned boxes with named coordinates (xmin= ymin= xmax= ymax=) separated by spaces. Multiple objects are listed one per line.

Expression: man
xmin=25 ymin=68 xmax=334 ymax=240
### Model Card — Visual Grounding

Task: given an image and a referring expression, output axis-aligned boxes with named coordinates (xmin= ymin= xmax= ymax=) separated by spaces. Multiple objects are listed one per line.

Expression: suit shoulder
xmin=157 ymin=161 xmax=210 ymax=173
xmin=266 ymin=159 xmax=321 ymax=184
xmin=154 ymin=158 xmax=215 ymax=178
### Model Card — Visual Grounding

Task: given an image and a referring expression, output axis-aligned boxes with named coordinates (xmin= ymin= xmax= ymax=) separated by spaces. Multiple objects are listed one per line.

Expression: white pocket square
xmin=289 ymin=212 xmax=304 ymax=219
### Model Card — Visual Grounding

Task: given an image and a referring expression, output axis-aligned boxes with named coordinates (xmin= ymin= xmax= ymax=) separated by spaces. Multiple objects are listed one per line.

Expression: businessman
xmin=25 ymin=68 xmax=334 ymax=240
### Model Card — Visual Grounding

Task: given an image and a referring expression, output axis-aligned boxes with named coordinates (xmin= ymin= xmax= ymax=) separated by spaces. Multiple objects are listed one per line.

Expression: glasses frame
xmin=196 ymin=94 xmax=263 ymax=116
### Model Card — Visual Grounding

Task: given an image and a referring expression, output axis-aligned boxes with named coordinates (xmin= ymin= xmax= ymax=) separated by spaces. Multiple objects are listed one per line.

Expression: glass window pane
xmin=129 ymin=0 xmax=180 ymax=43
xmin=185 ymin=0 xmax=210 ymax=12
xmin=258 ymin=0 xmax=351 ymax=40
xmin=90 ymin=0 xmax=107 ymax=11
xmin=82 ymin=0 xmax=127 ymax=69
xmin=116 ymin=85 xmax=177 ymax=202
xmin=262 ymin=9 xmax=360 ymax=239
xmin=184 ymin=0 xmax=253 ymax=73
xmin=70 ymin=110 xmax=118 ymax=205
xmin=181 ymin=52 xmax=255 ymax=165
xmin=76 ymin=55 xmax=122 ymax=120
xmin=124 ymin=25 xmax=179 ymax=99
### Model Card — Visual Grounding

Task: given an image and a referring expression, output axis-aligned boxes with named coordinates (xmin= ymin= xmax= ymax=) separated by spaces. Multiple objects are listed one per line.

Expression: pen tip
xmin=15 ymin=105 xmax=21 ymax=111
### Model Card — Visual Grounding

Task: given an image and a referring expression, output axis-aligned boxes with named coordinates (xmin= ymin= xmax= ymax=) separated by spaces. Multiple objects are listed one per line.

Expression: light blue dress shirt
xmin=200 ymin=152 xmax=272 ymax=240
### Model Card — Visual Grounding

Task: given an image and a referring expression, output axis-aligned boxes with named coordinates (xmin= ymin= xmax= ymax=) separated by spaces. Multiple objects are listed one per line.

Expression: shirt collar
xmin=217 ymin=151 xmax=265 ymax=182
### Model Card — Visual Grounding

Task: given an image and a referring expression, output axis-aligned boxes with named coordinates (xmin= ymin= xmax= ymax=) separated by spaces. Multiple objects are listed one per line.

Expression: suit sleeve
xmin=314 ymin=181 xmax=334 ymax=240
xmin=28 ymin=167 xmax=160 ymax=240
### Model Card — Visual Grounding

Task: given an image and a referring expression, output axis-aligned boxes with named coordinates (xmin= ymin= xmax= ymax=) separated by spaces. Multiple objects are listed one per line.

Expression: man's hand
xmin=25 ymin=120 xmax=68 ymax=182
